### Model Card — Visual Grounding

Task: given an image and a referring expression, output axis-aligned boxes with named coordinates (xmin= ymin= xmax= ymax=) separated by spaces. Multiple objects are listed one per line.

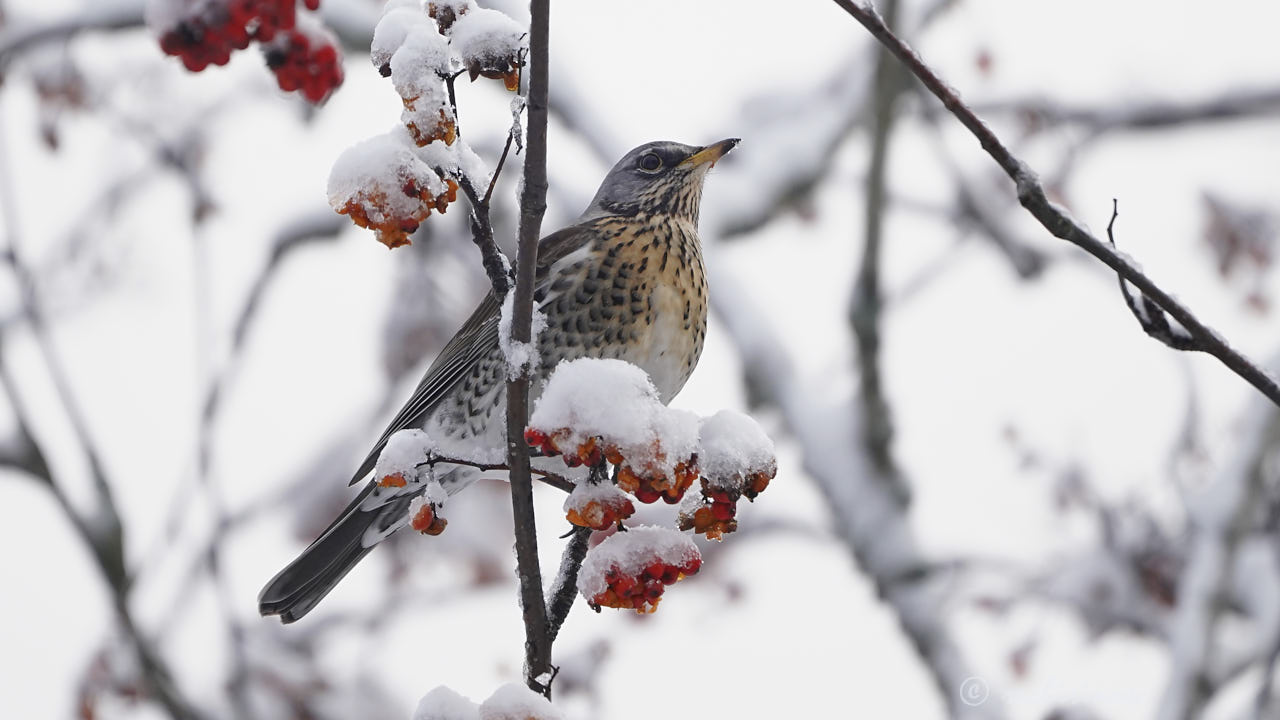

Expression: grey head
xmin=582 ymin=138 xmax=740 ymax=223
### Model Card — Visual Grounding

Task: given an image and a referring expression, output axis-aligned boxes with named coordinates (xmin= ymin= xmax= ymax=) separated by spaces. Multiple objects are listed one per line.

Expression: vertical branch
xmin=507 ymin=0 xmax=553 ymax=697
xmin=849 ymin=0 xmax=908 ymax=500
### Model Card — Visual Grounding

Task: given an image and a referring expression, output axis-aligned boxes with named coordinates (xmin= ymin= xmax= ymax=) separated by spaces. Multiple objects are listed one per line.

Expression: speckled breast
xmin=538 ymin=212 xmax=707 ymax=402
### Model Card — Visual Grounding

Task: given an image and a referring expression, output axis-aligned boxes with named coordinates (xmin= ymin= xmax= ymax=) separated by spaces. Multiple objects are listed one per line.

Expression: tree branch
xmin=1157 ymin=400 xmax=1279 ymax=720
xmin=458 ymin=175 xmax=512 ymax=299
xmin=506 ymin=0 xmax=553 ymax=697
xmin=849 ymin=0 xmax=907 ymax=499
xmin=545 ymin=525 xmax=591 ymax=644
xmin=964 ymin=86 xmax=1280 ymax=134
xmin=831 ymin=0 xmax=1280 ymax=408
xmin=0 ymin=4 xmax=144 ymax=73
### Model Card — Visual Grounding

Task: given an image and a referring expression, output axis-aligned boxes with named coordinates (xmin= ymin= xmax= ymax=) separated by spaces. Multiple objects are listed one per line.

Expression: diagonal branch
xmin=831 ymin=0 xmax=1280 ymax=408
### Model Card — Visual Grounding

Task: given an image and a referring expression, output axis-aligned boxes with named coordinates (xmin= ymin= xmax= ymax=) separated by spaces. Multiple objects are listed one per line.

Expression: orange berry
xmin=377 ymin=472 xmax=408 ymax=488
xmin=410 ymin=503 xmax=435 ymax=533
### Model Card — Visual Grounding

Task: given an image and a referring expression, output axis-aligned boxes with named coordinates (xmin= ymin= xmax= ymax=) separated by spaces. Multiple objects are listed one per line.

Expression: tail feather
xmin=258 ymin=484 xmax=412 ymax=623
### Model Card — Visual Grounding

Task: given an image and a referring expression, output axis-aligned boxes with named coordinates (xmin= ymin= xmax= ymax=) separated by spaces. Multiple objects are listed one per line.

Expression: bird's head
xmin=584 ymin=139 xmax=740 ymax=223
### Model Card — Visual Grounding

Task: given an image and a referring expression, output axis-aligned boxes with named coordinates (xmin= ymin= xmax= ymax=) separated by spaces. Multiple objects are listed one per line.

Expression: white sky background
xmin=2 ymin=0 xmax=1280 ymax=718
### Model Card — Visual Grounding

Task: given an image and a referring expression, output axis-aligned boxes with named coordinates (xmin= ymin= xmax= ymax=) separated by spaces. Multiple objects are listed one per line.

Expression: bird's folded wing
xmin=348 ymin=223 xmax=598 ymax=485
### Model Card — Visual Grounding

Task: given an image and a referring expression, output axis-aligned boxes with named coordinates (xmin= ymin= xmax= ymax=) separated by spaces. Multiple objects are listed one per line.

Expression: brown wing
xmin=348 ymin=222 xmax=597 ymax=484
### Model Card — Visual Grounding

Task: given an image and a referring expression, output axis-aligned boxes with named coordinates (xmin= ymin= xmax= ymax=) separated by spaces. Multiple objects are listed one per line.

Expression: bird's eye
xmin=638 ymin=152 xmax=662 ymax=172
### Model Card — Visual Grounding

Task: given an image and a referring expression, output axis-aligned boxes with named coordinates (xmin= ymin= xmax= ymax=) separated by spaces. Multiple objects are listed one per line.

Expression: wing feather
xmin=348 ymin=223 xmax=597 ymax=484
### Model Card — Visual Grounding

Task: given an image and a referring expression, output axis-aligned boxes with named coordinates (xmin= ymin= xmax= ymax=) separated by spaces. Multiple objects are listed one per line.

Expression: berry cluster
xmin=678 ymin=465 xmax=776 ymax=541
xmin=590 ymin=557 xmax=702 ymax=613
xmin=679 ymin=484 xmax=739 ymax=541
xmin=564 ymin=484 xmax=635 ymax=531
xmin=154 ymin=0 xmax=341 ymax=104
xmin=617 ymin=460 xmax=698 ymax=505
xmin=525 ymin=427 xmax=700 ymax=508
xmin=409 ymin=496 xmax=447 ymax=536
xmin=403 ymin=105 xmax=457 ymax=147
xmin=426 ymin=0 xmax=469 ymax=34
xmin=449 ymin=6 xmax=524 ymax=92
xmin=335 ymin=173 xmax=458 ymax=250
xmin=263 ymin=28 xmax=344 ymax=104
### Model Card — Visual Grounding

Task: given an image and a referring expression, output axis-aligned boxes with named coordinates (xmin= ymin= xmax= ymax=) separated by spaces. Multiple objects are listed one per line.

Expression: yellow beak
xmin=681 ymin=138 xmax=741 ymax=167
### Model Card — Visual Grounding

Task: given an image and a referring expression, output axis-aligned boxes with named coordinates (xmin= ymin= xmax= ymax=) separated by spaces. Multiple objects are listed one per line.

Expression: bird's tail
xmin=258 ymin=484 xmax=413 ymax=623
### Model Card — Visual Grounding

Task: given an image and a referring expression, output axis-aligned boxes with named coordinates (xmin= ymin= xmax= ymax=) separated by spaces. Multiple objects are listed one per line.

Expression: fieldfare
xmin=259 ymin=138 xmax=739 ymax=622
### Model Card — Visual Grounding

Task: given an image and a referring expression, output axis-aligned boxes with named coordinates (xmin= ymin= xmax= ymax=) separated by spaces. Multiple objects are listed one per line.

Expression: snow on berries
xmin=529 ymin=359 xmax=779 ymax=578
xmin=366 ymin=429 xmax=449 ymax=535
xmin=678 ymin=411 xmax=778 ymax=540
xmin=327 ymin=127 xmax=461 ymax=249
xmin=331 ymin=0 xmax=524 ymax=248
xmin=564 ymin=482 xmax=635 ymax=531
xmin=385 ymin=16 xmax=456 ymax=146
xmin=578 ymin=526 xmax=701 ymax=613
xmin=450 ymin=7 xmax=526 ymax=91
xmin=698 ymin=409 xmax=778 ymax=495
xmin=526 ymin=358 xmax=700 ymax=506
xmin=411 ymin=683 xmax=563 ymax=720
xmin=147 ymin=0 xmax=342 ymax=104
xmin=478 ymin=683 xmax=563 ymax=720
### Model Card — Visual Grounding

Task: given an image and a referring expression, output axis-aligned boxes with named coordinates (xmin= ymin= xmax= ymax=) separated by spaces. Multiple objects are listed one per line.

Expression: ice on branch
xmin=327 ymin=126 xmax=461 ymax=248
xmin=578 ymin=526 xmax=701 ymax=613
xmin=450 ymin=7 xmax=527 ymax=90
xmin=477 ymin=683 xmax=562 ymax=720
xmin=498 ymin=292 xmax=545 ymax=380
xmin=526 ymin=359 xmax=700 ymax=504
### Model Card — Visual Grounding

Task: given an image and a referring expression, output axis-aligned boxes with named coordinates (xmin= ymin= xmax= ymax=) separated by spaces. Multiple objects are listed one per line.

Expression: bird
xmin=258 ymin=138 xmax=739 ymax=623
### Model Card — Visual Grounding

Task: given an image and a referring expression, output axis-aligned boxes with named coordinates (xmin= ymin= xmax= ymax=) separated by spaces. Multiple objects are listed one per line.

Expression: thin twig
xmin=457 ymin=175 xmax=512 ymax=298
xmin=0 ymin=101 xmax=203 ymax=720
xmin=1105 ymin=201 xmax=1198 ymax=351
xmin=484 ymin=127 xmax=517 ymax=207
xmin=417 ymin=453 xmax=575 ymax=493
xmin=832 ymin=0 xmax=1280 ymax=408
